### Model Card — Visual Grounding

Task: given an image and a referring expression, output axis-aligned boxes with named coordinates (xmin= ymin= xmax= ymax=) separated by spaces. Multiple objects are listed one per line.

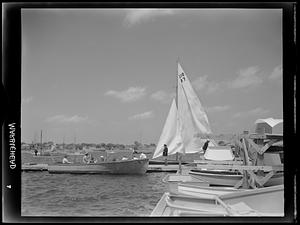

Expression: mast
xmin=175 ymin=58 xmax=179 ymax=162
xmin=40 ymin=130 xmax=43 ymax=155
xmin=176 ymin=57 xmax=179 ymax=107
xmin=176 ymin=58 xmax=182 ymax=174
xmin=74 ymin=134 xmax=76 ymax=151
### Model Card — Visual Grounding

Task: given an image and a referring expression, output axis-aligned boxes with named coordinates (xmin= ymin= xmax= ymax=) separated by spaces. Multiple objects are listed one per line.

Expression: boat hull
xmin=189 ymin=170 xmax=284 ymax=187
xmin=189 ymin=170 xmax=243 ymax=187
xmin=151 ymin=185 xmax=284 ymax=216
xmin=47 ymin=158 xmax=149 ymax=175
xmin=177 ymin=183 xmax=242 ymax=199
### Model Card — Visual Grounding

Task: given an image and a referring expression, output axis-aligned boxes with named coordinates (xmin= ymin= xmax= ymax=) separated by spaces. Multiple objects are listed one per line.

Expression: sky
xmin=21 ymin=8 xmax=283 ymax=145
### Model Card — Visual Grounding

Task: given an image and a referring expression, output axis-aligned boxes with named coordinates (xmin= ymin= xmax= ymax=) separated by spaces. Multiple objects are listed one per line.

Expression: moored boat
xmin=47 ymin=158 xmax=149 ymax=175
xmin=151 ymin=184 xmax=284 ymax=216
xmin=189 ymin=169 xmax=284 ymax=187
xmin=189 ymin=169 xmax=244 ymax=187
xmin=177 ymin=183 xmax=243 ymax=199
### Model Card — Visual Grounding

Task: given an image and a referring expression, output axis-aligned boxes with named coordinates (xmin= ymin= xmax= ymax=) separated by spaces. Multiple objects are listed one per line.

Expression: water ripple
xmin=22 ymin=172 xmax=167 ymax=216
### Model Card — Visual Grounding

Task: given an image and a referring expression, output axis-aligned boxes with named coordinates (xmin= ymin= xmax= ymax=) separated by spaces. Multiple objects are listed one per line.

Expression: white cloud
xmin=269 ymin=65 xmax=282 ymax=81
xmin=150 ymin=90 xmax=175 ymax=104
xmin=205 ymin=105 xmax=230 ymax=113
xmin=192 ymin=76 xmax=208 ymax=91
xmin=129 ymin=111 xmax=154 ymax=120
xmin=229 ymin=66 xmax=263 ymax=89
xmin=233 ymin=107 xmax=269 ymax=118
xmin=192 ymin=75 xmax=221 ymax=94
xmin=105 ymin=87 xmax=146 ymax=103
xmin=22 ymin=96 xmax=33 ymax=104
xmin=45 ymin=114 xmax=88 ymax=123
xmin=124 ymin=9 xmax=174 ymax=27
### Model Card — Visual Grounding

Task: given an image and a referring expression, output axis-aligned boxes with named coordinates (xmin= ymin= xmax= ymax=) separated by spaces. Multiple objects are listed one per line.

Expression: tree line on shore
xmin=21 ymin=141 xmax=157 ymax=151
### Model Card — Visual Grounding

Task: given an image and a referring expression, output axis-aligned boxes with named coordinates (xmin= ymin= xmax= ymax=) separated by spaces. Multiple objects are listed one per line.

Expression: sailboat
xmin=151 ymin=61 xmax=234 ymax=185
xmin=152 ymin=62 xmax=215 ymax=161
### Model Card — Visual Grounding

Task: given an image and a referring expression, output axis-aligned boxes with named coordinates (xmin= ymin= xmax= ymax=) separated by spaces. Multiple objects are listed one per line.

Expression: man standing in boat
xmin=202 ymin=140 xmax=210 ymax=154
xmin=89 ymin=154 xmax=97 ymax=164
xmin=83 ymin=153 xmax=90 ymax=164
xmin=163 ymin=144 xmax=168 ymax=166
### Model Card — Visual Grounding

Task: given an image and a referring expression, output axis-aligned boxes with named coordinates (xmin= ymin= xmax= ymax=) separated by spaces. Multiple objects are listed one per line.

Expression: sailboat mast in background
xmin=40 ymin=130 xmax=43 ymax=155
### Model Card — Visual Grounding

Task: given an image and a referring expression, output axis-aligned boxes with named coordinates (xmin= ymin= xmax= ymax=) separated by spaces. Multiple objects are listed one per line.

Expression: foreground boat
xmin=47 ymin=158 xmax=149 ymax=175
xmin=151 ymin=184 xmax=284 ymax=217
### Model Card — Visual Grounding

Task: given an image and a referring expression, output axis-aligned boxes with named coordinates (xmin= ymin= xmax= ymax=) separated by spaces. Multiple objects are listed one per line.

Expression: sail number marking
xmin=179 ymin=72 xmax=186 ymax=83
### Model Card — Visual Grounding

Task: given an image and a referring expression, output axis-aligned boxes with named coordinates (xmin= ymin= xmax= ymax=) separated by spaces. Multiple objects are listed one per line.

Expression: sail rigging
xmin=153 ymin=62 xmax=212 ymax=158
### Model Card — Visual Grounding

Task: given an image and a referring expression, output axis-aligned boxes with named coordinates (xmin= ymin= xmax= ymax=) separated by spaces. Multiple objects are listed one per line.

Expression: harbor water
xmin=22 ymin=171 xmax=168 ymax=216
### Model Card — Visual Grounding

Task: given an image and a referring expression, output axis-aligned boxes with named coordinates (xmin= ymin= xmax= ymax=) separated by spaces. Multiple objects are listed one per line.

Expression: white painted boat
xmin=189 ymin=169 xmax=243 ymax=187
xmin=47 ymin=158 xmax=149 ymax=175
xmin=219 ymin=185 xmax=284 ymax=216
xmin=177 ymin=183 xmax=242 ymax=199
xmin=189 ymin=169 xmax=284 ymax=187
xmin=150 ymin=192 xmax=225 ymax=217
xmin=151 ymin=185 xmax=284 ymax=216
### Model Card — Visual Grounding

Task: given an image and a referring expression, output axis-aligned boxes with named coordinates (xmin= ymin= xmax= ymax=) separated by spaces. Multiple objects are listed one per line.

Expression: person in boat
xmin=163 ymin=144 xmax=168 ymax=166
xmin=83 ymin=153 xmax=90 ymax=164
xmin=89 ymin=155 xmax=97 ymax=164
xmin=139 ymin=153 xmax=147 ymax=159
xmin=202 ymin=140 xmax=210 ymax=154
xmin=62 ymin=155 xmax=72 ymax=164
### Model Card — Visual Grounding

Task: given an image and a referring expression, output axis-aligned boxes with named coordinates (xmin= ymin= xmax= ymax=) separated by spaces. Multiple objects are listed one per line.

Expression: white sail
xmin=152 ymin=62 xmax=212 ymax=158
xmin=177 ymin=63 xmax=212 ymax=153
xmin=152 ymin=99 xmax=184 ymax=159
xmin=177 ymin=63 xmax=212 ymax=135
